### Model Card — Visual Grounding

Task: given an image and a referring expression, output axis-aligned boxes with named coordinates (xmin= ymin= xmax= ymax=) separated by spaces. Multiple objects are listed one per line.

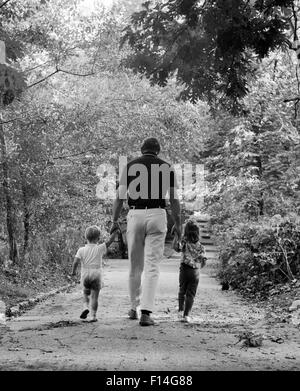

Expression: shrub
xmin=218 ymin=214 xmax=300 ymax=296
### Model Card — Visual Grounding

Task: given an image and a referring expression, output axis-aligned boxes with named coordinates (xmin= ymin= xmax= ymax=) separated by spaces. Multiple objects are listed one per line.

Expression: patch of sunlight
xmin=79 ymin=0 xmax=115 ymax=15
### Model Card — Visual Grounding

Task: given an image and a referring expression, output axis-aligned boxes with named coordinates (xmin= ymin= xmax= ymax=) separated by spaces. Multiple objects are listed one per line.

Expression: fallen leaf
xmin=270 ymin=336 xmax=284 ymax=344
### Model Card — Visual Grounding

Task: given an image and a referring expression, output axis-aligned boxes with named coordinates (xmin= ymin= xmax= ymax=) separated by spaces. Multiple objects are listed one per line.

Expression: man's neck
xmin=142 ymin=153 xmax=158 ymax=157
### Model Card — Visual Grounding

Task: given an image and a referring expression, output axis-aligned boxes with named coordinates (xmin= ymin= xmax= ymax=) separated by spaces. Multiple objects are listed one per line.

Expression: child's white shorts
xmin=81 ymin=268 xmax=103 ymax=293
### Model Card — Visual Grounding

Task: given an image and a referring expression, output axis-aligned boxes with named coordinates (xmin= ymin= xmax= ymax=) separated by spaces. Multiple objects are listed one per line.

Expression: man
xmin=111 ymin=137 xmax=181 ymax=326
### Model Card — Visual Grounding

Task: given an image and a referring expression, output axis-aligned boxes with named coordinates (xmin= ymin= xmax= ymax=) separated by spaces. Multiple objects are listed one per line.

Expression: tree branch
xmin=27 ymin=69 xmax=60 ymax=89
xmin=0 ymin=0 xmax=12 ymax=9
xmin=283 ymin=97 xmax=300 ymax=103
xmin=110 ymin=96 xmax=145 ymax=102
xmin=26 ymin=67 xmax=95 ymax=89
xmin=58 ymin=68 xmax=95 ymax=77
xmin=296 ymin=63 xmax=300 ymax=95
xmin=283 ymin=97 xmax=300 ymax=120
xmin=0 ymin=116 xmax=25 ymax=125
xmin=23 ymin=60 xmax=53 ymax=74
xmin=52 ymin=148 xmax=105 ymax=160
xmin=291 ymin=1 xmax=299 ymax=43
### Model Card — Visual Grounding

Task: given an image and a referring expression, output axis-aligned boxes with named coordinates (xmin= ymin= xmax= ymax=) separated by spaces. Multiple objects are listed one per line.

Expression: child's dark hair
xmin=85 ymin=226 xmax=101 ymax=242
xmin=183 ymin=220 xmax=199 ymax=243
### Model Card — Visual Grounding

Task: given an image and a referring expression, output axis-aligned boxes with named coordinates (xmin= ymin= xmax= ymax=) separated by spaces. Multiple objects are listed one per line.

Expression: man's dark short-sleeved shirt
xmin=119 ymin=154 xmax=177 ymax=208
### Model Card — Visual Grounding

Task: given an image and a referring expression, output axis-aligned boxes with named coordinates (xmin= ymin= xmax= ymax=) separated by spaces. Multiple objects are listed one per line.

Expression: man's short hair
xmin=85 ymin=226 xmax=101 ymax=242
xmin=141 ymin=137 xmax=161 ymax=155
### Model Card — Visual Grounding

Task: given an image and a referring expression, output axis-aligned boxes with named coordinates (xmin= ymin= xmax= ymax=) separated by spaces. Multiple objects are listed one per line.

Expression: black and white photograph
xmin=0 ymin=0 xmax=300 ymax=379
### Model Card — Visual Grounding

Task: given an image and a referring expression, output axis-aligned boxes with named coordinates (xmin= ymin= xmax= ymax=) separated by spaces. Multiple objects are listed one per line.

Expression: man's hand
xmin=171 ymin=224 xmax=182 ymax=239
xmin=111 ymin=192 xmax=124 ymax=233
xmin=110 ymin=221 xmax=120 ymax=235
xmin=172 ymin=236 xmax=181 ymax=252
xmin=106 ymin=228 xmax=120 ymax=248
xmin=68 ymin=273 xmax=78 ymax=283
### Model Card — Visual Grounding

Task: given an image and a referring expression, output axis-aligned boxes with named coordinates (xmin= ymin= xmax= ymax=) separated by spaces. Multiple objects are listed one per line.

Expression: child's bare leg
xmin=84 ymin=290 xmax=90 ymax=308
xmin=80 ymin=288 xmax=90 ymax=319
xmin=90 ymin=289 xmax=100 ymax=321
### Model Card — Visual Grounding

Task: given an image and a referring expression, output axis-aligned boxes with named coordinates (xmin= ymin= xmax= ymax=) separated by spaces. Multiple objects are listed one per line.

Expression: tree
xmin=121 ymin=0 xmax=298 ymax=112
xmin=0 ymin=0 xmax=113 ymax=263
xmin=201 ymin=52 xmax=299 ymax=222
xmin=0 ymin=0 xmax=209 ymax=266
xmin=0 ymin=43 xmax=26 ymax=263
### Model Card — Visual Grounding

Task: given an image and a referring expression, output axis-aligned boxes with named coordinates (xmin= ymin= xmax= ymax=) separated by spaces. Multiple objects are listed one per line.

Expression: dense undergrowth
xmin=215 ymin=215 xmax=300 ymax=298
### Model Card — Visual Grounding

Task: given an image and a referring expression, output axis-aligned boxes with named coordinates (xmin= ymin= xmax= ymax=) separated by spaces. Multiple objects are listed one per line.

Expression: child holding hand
xmin=173 ymin=220 xmax=207 ymax=323
xmin=71 ymin=225 xmax=119 ymax=322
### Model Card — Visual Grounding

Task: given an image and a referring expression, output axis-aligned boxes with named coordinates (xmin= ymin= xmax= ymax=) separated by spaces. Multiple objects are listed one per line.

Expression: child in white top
xmin=71 ymin=225 xmax=118 ymax=322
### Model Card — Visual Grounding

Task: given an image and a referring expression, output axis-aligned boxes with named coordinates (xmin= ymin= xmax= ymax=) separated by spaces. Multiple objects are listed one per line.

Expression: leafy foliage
xmin=200 ymin=51 xmax=300 ymax=295
xmin=121 ymin=0 xmax=295 ymax=112
xmin=0 ymin=0 xmax=299 ymax=304
xmin=0 ymin=0 xmax=208 ymax=270
xmin=219 ymin=215 xmax=300 ymax=296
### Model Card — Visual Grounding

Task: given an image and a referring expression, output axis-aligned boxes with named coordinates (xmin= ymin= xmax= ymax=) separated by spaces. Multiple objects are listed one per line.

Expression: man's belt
xmin=129 ymin=206 xmax=164 ymax=210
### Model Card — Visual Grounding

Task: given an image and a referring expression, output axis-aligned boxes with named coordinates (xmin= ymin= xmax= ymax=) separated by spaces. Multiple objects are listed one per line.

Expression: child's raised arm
xmin=172 ymin=233 xmax=181 ymax=252
xmin=105 ymin=229 xmax=119 ymax=248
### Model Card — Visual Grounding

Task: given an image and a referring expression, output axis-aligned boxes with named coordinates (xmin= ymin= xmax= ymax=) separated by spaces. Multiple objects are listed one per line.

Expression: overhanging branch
xmin=283 ymin=97 xmax=300 ymax=103
xmin=0 ymin=0 xmax=12 ymax=9
xmin=27 ymin=67 xmax=95 ymax=89
xmin=58 ymin=68 xmax=95 ymax=77
xmin=0 ymin=116 xmax=24 ymax=125
xmin=27 ymin=69 xmax=60 ymax=89
xmin=52 ymin=148 xmax=106 ymax=160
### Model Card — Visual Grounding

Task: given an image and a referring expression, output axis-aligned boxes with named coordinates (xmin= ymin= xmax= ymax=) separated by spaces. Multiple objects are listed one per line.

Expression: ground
xmin=0 ymin=247 xmax=300 ymax=371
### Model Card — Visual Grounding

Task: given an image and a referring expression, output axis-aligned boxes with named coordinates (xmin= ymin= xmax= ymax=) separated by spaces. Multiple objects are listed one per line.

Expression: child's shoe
xmin=80 ymin=309 xmax=89 ymax=319
xmin=128 ymin=309 xmax=138 ymax=320
xmin=90 ymin=312 xmax=98 ymax=322
xmin=177 ymin=311 xmax=184 ymax=321
xmin=184 ymin=315 xmax=191 ymax=323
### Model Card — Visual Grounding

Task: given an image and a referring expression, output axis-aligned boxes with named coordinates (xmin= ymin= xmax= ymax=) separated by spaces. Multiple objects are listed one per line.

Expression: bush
xmin=218 ymin=214 xmax=300 ymax=296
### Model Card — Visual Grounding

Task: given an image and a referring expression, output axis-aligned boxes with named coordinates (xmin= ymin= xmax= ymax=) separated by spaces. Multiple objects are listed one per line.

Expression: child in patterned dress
xmin=173 ymin=220 xmax=207 ymax=323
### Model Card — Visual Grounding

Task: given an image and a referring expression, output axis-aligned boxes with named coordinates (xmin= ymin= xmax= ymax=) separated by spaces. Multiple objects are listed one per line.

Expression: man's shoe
xmin=139 ymin=314 xmax=155 ymax=326
xmin=128 ymin=309 xmax=138 ymax=320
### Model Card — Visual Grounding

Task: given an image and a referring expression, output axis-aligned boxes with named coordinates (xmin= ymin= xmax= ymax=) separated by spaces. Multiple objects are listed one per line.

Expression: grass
xmin=0 ymin=259 xmax=70 ymax=308
xmin=0 ymin=275 xmax=30 ymax=307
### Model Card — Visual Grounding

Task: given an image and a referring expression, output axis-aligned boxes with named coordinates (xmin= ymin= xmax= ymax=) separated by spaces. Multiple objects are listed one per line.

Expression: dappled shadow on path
xmin=18 ymin=319 xmax=82 ymax=332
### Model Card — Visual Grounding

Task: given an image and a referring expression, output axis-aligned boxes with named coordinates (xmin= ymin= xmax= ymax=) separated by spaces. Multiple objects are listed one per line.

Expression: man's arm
xmin=110 ymin=164 xmax=127 ymax=234
xmin=169 ymin=186 xmax=182 ymax=239
xmin=172 ymin=233 xmax=181 ymax=252
xmin=110 ymin=191 xmax=124 ymax=234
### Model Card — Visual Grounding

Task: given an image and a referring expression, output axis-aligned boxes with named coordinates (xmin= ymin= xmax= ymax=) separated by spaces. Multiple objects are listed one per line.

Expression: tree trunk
xmin=258 ymin=193 xmax=264 ymax=216
xmin=22 ymin=181 xmax=30 ymax=257
xmin=0 ymin=113 xmax=19 ymax=263
xmin=255 ymin=155 xmax=264 ymax=216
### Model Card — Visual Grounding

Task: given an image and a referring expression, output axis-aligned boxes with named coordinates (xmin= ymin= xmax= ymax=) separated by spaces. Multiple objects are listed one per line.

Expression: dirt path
xmin=1 ymin=250 xmax=300 ymax=371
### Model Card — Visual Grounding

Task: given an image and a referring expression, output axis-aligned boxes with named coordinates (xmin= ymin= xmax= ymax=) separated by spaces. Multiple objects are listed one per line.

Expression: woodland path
xmin=1 ymin=243 xmax=300 ymax=371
